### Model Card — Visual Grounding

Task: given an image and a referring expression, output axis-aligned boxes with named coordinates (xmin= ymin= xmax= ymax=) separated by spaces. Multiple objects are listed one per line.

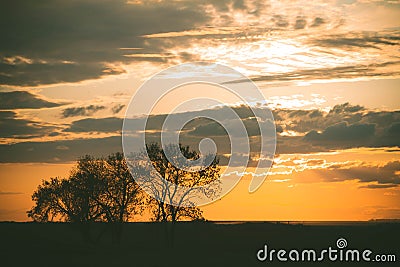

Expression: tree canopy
xmin=28 ymin=153 xmax=142 ymax=222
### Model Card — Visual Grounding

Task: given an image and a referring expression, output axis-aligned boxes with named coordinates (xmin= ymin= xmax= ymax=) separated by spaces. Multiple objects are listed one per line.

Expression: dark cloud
xmin=329 ymin=102 xmax=364 ymax=114
xmin=304 ymin=122 xmax=376 ymax=142
xmin=273 ymin=103 xmax=400 ymax=153
xmin=196 ymin=0 xmax=267 ymax=14
xmin=291 ymin=160 xmax=400 ymax=188
xmin=64 ymin=117 xmax=122 ymax=133
xmin=272 ymin=15 xmax=289 ymax=28
xmin=1 ymin=103 xmax=399 ymax=162
xmin=225 ymin=61 xmax=400 ymax=84
xmin=0 ymin=0 xmax=210 ymax=86
xmin=362 ymin=111 xmax=400 ymax=128
xmin=359 ymin=184 xmax=398 ymax=189
xmin=311 ymin=17 xmax=325 ymax=27
xmin=387 ymin=122 xmax=400 ymax=136
xmin=385 ymin=148 xmax=400 ymax=153
xmin=62 ymin=105 xmax=105 ymax=118
xmin=325 ymin=161 xmax=400 ymax=187
xmin=0 ymin=105 xmax=271 ymax=163
xmin=0 ymin=111 xmax=55 ymax=138
xmin=111 ymin=104 xmax=125 ymax=114
xmin=313 ymin=32 xmax=400 ymax=49
xmin=0 ymin=61 xmax=127 ymax=87
xmin=0 ymin=136 xmax=122 ymax=163
xmin=186 ymin=117 xmax=264 ymax=138
xmin=0 ymin=91 xmax=62 ymax=109
xmin=294 ymin=16 xmax=307 ymax=29
xmin=189 ymin=121 xmax=227 ymax=136
xmin=274 ymin=103 xmax=364 ymax=134
xmin=0 ymin=111 xmax=16 ymax=120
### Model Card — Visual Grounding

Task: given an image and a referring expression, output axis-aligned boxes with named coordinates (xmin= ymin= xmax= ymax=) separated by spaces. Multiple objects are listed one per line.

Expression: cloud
xmin=0 ymin=136 xmax=122 ymax=163
xmin=138 ymin=2 xmax=399 ymax=84
xmin=294 ymin=16 xmax=307 ymax=29
xmin=273 ymin=103 xmax=400 ymax=153
xmin=313 ymin=32 xmax=400 ymax=49
xmin=0 ymin=91 xmax=62 ymax=109
xmin=189 ymin=121 xmax=227 ymax=136
xmin=1 ymin=0 xmax=398 ymax=87
xmin=272 ymin=15 xmax=289 ymax=28
xmin=112 ymin=104 xmax=125 ymax=114
xmin=324 ymin=161 xmax=400 ymax=187
xmin=387 ymin=122 xmax=400 ymax=136
xmin=303 ymin=114 xmax=400 ymax=149
xmin=275 ymin=103 xmax=395 ymax=132
xmin=62 ymin=105 xmax=105 ymax=118
xmin=0 ymin=111 xmax=55 ymax=138
xmin=359 ymin=184 xmax=398 ymax=189
xmin=0 ymin=105 xmax=268 ymax=162
xmin=273 ymin=103 xmax=365 ymax=135
xmin=225 ymin=61 xmax=400 ymax=84
xmin=311 ymin=17 xmax=325 ymax=27
xmin=304 ymin=122 xmax=376 ymax=142
xmin=64 ymin=117 xmax=122 ymax=133
xmin=271 ymin=156 xmax=400 ymax=188
xmin=1 ymin=103 xmax=399 ymax=162
xmin=329 ymin=102 xmax=364 ymax=114
xmin=0 ymin=0 xmax=210 ymax=86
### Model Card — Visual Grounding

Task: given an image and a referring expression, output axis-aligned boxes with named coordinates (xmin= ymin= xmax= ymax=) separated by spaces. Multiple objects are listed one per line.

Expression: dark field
xmin=0 ymin=222 xmax=399 ymax=267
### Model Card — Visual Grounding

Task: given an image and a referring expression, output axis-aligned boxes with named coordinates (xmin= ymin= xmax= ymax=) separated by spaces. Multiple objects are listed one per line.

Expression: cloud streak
xmin=225 ymin=61 xmax=400 ymax=84
xmin=0 ymin=91 xmax=63 ymax=110
xmin=0 ymin=111 xmax=56 ymax=139
xmin=62 ymin=105 xmax=106 ymax=118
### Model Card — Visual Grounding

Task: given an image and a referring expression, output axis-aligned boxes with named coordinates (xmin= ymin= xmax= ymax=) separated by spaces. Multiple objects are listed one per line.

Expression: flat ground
xmin=0 ymin=222 xmax=399 ymax=267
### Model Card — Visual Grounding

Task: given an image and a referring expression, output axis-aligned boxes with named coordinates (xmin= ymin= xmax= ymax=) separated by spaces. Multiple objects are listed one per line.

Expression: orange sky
xmin=1 ymin=147 xmax=399 ymax=222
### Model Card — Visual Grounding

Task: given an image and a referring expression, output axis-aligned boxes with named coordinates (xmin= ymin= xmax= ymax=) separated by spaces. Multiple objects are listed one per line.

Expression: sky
xmin=0 ymin=0 xmax=399 ymax=221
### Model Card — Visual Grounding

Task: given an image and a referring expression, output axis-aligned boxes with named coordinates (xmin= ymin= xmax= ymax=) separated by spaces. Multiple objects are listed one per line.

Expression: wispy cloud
xmin=62 ymin=105 xmax=106 ymax=118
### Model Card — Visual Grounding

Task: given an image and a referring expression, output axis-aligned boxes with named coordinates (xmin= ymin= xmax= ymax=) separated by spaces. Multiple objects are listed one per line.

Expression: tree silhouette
xmin=28 ymin=153 xmax=142 ymax=223
xmin=28 ymin=145 xmax=220 ymax=227
xmin=27 ymin=177 xmax=93 ymax=222
xmin=130 ymin=143 xmax=221 ymax=222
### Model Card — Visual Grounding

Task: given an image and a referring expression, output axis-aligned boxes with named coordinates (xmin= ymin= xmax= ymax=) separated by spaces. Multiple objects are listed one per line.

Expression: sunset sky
xmin=0 ymin=0 xmax=399 ymax=221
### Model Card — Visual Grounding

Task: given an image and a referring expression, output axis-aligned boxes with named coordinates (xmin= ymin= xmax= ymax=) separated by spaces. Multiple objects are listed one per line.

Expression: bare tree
xmin=130 ymin=143 xmax=221 ymax=222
